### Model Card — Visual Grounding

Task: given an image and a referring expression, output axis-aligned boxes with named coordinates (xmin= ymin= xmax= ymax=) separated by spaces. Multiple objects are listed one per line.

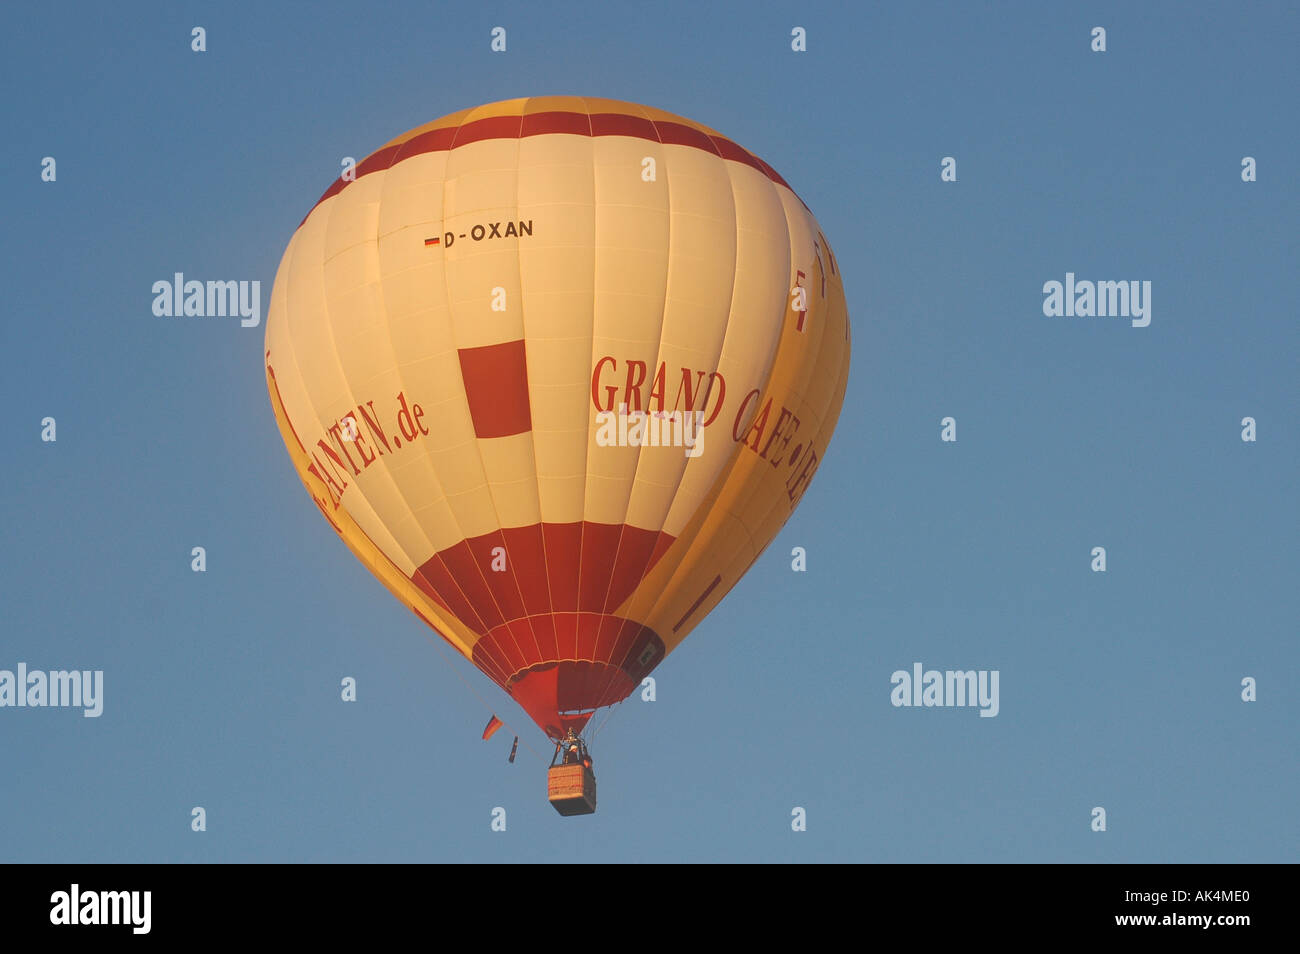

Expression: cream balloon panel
xmin=517 ymin=136 xmax=600 ymax=526
xmin=655 ymin=184 xmax=819 ymax=549
xmin=437 ymin=145 xmax=543 ymax=539
xmin=325 ymin=166 xmax=485 ymax=566
xmin=724 ymin=275 xmax=849 ymax=552
xmin=655 ymin=166 xmax=795 ymax=538
xmin=266 ymin=240 xmax=424 ymax=580
xmin=579 ymin=131 xmax=679 ymax=506
xmin=438 ymin=137 xmax=593 ymax=533
xmin=314 ymin=151 xmax=494 ymax=560
xmin=584 ymin=145 xmax=796 ymax=539
xmin=272 ymin=174 xmax=465 ymax=575
xmin=621 ymin=200 xmax=849 ymax=649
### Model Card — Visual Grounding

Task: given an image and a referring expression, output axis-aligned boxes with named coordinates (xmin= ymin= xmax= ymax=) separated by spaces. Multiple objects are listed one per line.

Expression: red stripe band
xmin=300 ymin=110 xmax=802 ymax=227
xmin=673 ymin=574 xmax=723 ymax=633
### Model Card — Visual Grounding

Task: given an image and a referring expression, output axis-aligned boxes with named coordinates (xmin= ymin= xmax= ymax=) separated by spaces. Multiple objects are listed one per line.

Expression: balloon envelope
xmin=265 ymin=96 xmax=850 ymax=739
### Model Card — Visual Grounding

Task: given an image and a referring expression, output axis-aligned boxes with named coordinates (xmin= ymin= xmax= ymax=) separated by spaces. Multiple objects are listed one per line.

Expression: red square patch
xmin=458 ymin=339 xmax=532 ymax=439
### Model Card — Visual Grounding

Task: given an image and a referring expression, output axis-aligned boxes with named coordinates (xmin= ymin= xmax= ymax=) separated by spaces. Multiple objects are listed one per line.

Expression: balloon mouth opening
xmin=508 ymin=661 xmax=636 ymax=739
xmin=469 ymin=613 xmax=666 ymax=739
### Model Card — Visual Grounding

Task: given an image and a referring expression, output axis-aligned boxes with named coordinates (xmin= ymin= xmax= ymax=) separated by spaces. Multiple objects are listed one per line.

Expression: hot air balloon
xmin=265 ymin=96 xmax=850 ymax=814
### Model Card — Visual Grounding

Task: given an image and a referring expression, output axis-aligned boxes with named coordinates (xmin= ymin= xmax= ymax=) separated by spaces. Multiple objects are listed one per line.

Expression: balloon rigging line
xmin=587 ymin=697 xmax=624 ymax=745
xmin=417 ymin=624 xmax=548 ymax=765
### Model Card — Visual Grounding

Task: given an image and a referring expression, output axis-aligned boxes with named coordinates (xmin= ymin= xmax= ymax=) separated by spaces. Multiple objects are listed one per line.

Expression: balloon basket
xmin=548 ymin=764 xmax=597 ymax=816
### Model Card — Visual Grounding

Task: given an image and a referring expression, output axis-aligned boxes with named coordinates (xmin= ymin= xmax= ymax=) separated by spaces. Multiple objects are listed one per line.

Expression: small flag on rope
xmin=508 ymin=736 xmax=519 ymax=764
xmin=482 ymin=714 xmax=504 ymax=740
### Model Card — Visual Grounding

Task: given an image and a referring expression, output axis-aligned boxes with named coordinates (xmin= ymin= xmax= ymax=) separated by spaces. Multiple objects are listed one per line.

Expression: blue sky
xmin=2 ymin=1 xmax=1296 ymax=862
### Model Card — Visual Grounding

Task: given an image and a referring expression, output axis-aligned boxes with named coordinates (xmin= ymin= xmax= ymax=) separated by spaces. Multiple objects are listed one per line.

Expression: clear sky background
xmin=2 ymin=1 xmax=1296 ymax=862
